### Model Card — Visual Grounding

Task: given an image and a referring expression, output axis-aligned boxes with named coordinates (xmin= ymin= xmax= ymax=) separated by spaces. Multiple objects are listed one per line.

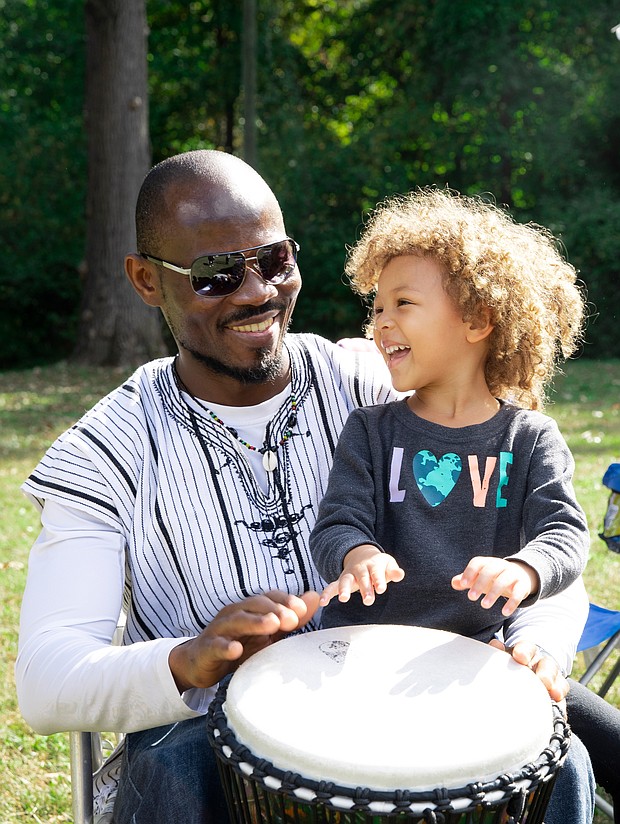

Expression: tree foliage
xmin=0 ymin=0 xmax=85 ymax=368
xmin=1 ymin=0 xmax=619 ymax=368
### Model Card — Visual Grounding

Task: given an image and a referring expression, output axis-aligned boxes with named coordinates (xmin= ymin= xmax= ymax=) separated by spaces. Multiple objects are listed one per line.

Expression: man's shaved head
xmin=136 ymin=150 xmax=283 ymax=256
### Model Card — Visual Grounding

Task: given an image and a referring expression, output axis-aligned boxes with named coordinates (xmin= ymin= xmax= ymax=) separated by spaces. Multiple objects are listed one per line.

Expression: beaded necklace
xmin=173 ymin=359 xmax=298 ymax=473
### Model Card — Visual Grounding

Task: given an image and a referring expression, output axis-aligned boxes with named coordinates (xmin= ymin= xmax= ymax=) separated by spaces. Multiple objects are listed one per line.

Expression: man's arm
xmin=16 ymin=500 xmax=319 ymax=734
xmin=15 ymin=499 xmax=194 ymax=734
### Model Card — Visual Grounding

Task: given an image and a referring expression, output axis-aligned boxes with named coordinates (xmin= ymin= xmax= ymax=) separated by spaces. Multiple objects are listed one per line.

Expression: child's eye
xmin=373 ymin=305 xmax=383 ymax=316
xmin=397 ymin=298 xmax=413 ymax=307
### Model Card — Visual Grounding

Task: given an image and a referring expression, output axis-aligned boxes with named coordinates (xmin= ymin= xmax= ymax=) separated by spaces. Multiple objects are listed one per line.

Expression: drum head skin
xmin=225 ymin=625 xmax=554 ymax=791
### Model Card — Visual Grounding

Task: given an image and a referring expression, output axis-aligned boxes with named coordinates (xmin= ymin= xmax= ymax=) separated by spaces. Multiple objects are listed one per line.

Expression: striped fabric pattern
xmin=23 ymin=334 xmax=395 ymax=648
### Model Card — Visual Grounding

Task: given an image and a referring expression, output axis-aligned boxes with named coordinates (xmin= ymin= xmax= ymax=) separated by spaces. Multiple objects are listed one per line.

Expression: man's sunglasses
xmin=141 ymin=238 xmax=299 ymax=298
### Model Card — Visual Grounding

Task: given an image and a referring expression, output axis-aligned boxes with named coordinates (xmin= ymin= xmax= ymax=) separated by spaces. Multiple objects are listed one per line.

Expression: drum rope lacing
xmin=206 ymin=680 xmax=570 ymax=819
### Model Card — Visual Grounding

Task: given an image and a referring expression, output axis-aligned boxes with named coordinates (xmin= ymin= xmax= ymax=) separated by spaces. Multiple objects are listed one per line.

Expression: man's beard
xmin=184 ymin=344 xmax=284 ymax=384
xmin=162 ymin=292 xmax=291 ymax=384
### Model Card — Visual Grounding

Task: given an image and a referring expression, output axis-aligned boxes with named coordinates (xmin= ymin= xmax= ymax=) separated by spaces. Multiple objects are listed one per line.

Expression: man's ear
xmin=125 ymin=254 xmax=162 ymax=307
xmin=466 ymin=306 xmax=494 ymax=343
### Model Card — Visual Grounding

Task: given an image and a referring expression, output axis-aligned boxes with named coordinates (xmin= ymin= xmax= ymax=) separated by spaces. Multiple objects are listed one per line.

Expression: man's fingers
xmin=508 ymin=641 xmax=539 ymax=668
xmin=215 ymin=591 xmax=315 ymax=636
xmin=171 ymin=590 xmax=320 ymax=692
xmin=298 ymin=590 xmax=320 ymax=625
xmin=531 ymin=654 xmax=569 ymax=702
xmin=508 ymin=641 xmax=569 ymax=703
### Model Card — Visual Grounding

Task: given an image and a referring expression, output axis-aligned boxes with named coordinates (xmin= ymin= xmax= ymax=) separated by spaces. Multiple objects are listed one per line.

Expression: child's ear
xmin=466 ymin=306 xmax=494 ymax=343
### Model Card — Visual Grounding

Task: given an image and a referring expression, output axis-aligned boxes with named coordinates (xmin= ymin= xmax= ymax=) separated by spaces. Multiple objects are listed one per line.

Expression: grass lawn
xmin=0 ymin=359 xmax=618 ymax=822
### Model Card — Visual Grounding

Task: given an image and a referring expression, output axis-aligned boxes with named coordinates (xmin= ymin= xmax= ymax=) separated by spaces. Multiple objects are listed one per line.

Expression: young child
xmin=309 ymin=188 xmax=590 ymax=641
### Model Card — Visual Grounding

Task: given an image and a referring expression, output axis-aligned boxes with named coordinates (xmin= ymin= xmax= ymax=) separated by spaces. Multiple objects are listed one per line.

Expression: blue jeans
xmin=113 ymin=716 xmax=229 ymax=824
xmin=112 ymin=716 xmax=594 ymax=824
xmin=545 ymin=731 xmax=595 ymax=824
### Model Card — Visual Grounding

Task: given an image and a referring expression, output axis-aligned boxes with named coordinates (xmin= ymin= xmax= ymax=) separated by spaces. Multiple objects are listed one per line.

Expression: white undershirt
xmin=182 ymin=383 xmax=291 ymax=493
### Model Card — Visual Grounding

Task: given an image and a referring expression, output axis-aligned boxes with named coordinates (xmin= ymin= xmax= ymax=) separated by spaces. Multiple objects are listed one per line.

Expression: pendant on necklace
xmin=262 ymin=450 xmax=278 ymax=472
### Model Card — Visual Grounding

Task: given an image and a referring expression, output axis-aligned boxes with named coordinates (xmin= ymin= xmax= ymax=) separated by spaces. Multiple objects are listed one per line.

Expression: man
xmin=16 ymin=150 xmax=598 ymax=823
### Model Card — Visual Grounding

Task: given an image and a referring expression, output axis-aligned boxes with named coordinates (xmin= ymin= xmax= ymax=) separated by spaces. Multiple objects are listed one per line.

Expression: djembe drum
xmin=207 ymin=625 xmax=569 ymax=823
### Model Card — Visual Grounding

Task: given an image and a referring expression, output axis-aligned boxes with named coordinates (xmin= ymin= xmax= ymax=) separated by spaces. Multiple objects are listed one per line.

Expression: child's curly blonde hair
xmin=345 ymin=187 xmax=586 ymax=410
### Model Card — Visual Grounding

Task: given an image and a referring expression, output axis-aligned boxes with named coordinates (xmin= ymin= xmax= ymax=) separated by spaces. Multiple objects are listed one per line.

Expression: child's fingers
xmin=479 ymin=569 xmax=529 ymax=613
xmin=452 ymin=557 xmax=531 ymax=614
xmin=385 ymin=557 xmax=405 ymax=583
xmin=499 ymin=579 xmax=530 ymax=616
xmin=323 ymin=556 xmax=404 ymax=610
xmin=338 ymin=571 xmax=363 ymax=604
xmin=318 ymin=581 xmax=340 ymax=606
xmin=458 ymin=558 xmax=506 ymax=601
xmin=451 ymin=556 xmax=487 ymax=591
xmin=451 ymin=572 xmax=466 ymax=590
xmin=476 ymin=565 xmax=515 ymax=608
xmin=367 ymin=556 xmax=404 ymax=597
xmin=368 ymin=562 xmax=388 ymax=595
xmin=354 ymin=567 xmax=376 ymax=605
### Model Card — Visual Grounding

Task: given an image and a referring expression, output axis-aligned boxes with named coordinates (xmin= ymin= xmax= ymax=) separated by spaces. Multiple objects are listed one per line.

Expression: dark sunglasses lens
xmin=256 ymin=240 xmax=297 ymax=282
xmin=190 ymin=255 xmax=246 ymax=296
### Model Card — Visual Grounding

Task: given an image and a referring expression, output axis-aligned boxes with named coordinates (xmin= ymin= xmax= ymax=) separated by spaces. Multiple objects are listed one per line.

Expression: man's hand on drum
xmin=451 ymin=557 xmax=540 ymax=617
xmin=319 ymin=544 xmax=405 ymax=607
xmin=489 ymin=638 xmax=569 ymax=707
xmin=168 ymin=590 xmax=320 ymax=693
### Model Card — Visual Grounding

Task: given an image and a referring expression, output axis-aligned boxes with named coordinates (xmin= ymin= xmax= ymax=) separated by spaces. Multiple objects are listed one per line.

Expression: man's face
xmin=154 ymin=188 xmax=302 ymax=387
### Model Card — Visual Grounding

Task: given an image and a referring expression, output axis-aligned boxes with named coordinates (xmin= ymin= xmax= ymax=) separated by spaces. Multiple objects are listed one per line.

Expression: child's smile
xmin=382 ymin=342 xmax=411 ymax=369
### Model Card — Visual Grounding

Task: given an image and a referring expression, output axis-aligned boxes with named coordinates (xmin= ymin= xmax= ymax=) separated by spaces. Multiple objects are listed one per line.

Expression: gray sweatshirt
xmin=310 ymin=400 xmax=589 ymax=641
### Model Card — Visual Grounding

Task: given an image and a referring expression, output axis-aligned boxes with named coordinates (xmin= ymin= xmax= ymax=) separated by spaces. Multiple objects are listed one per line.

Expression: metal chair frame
xmin=69 ymin=732 xmax=101 ymax=824
xmin=68 ymin=615 xmax=125 ymax=824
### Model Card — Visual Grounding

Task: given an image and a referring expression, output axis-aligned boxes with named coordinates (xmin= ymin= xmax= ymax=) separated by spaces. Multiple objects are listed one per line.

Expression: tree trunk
xmin=74 ymin=0 xmax=167 ymax=366
xmin=242 ymin=0 xmax=257 ymax=168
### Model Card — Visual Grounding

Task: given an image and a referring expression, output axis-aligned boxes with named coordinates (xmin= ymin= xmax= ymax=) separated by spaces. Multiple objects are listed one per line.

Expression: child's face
xmin=372 ymin=256 xmax=473 ymax=393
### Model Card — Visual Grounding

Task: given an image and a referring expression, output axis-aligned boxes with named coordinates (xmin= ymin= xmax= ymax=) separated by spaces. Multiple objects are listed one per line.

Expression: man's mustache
xmin=220 ymin=301 xmax=288 ymax=328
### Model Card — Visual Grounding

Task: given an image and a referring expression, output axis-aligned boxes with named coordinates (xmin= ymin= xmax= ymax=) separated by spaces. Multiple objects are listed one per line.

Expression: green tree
xmin=0 ymin=0 xmax=86 ymax=369
xmin=147 ymin=1 xmax=243 ymax=156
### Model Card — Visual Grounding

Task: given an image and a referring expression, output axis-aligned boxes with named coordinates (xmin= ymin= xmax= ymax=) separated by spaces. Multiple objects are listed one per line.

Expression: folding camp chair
xmin=577 ymin=602 xmax=620 ymax=698
xmin=576 ymin=602 xmax=620 ymax=820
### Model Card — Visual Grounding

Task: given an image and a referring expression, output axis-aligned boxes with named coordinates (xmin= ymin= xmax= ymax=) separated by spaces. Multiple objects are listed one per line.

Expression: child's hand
xmin=451 ymin=557 xmax=539 ymax=617
xmin=319 ymin=544 xmax=405 ymax=607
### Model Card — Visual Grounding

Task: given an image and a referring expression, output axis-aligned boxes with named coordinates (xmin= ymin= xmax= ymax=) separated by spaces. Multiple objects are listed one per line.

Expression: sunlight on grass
xmin=0 ymin=363 xmax=128 ymax=820
xmin=550 ymin=360 xmax=620 ymax=614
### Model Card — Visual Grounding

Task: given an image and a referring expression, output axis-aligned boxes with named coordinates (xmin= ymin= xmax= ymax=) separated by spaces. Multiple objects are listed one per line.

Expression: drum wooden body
xmin=207 ymin=625 xmax=569 ymax=823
